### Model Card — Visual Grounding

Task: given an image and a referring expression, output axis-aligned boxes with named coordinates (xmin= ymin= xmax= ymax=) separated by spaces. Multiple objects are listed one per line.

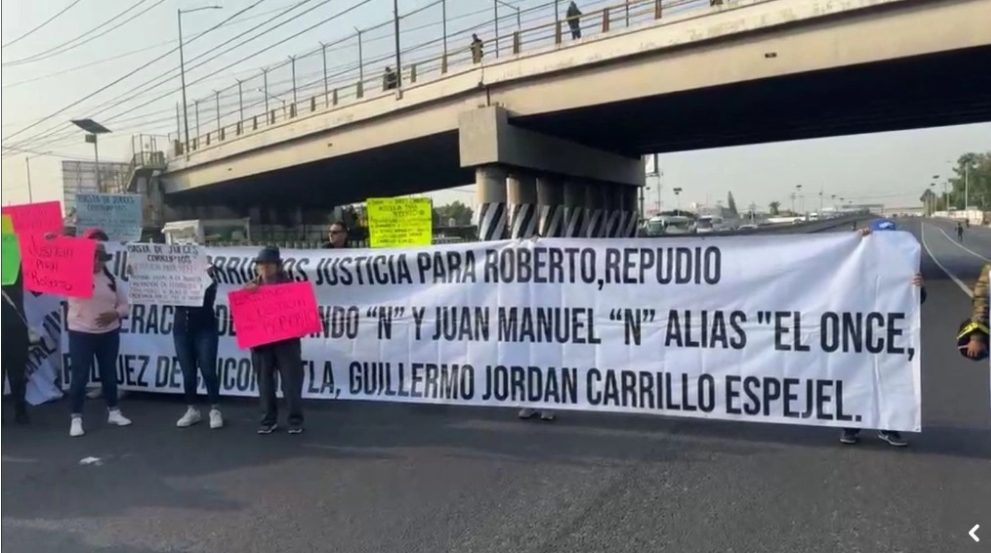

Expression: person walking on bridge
xmin=566 ymin=2 xmax=582 ymax=40
xmin=839 ymin=221 xmax=925 ymax=448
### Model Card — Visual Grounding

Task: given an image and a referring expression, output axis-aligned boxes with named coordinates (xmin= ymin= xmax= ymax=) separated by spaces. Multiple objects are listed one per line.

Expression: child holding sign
xmin=66 ymin=241 xmax=133 ymax=437
xmin=243 ymin=246 xmax=306 ymax=435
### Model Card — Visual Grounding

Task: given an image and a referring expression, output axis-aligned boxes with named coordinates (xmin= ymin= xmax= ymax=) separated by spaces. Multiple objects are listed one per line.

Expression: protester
xmin=322 ymin=221 xmax=349 ymax=249
xmin=956 ymin=221 xmax=964 ymax=242
xmin=67 ymin=240 xmax=132 ymax=437
xmin=245 ymin=246 xmax=305 ymax=434
xmin=173 ymin=266 xmax=224 ymax=429
xmin=839 ymin=222 xmax=925 ymax=447
xmin=2 ymin=268 xmax=31 ymax=424
xmin=963 ymin=262 xmax=989 ymax=359
xmin=78 ymin=228 xmax=127 ymax=401
xmin=566 ymin=2 xmax=582 ymax=40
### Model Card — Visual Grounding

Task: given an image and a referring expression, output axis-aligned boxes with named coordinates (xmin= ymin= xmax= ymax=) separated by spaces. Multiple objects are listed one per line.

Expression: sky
xmin=1 ymin=0 xmax=988 ymax=214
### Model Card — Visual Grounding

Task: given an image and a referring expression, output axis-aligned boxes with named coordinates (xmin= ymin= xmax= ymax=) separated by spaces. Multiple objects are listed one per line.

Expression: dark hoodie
xmin=173 ymin=269 xmax=219 ymax=334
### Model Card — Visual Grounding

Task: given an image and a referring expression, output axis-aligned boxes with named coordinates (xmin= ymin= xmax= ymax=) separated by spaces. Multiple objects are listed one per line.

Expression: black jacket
xmin=173 ymin=274 xmax=218 ymax=334
xmin=2 ymin=270 xmax=27 ymax=333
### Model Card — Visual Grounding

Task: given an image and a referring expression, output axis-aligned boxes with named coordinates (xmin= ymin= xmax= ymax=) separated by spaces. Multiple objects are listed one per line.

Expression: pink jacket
xmin=67 ymin=270 xmax=129 ymax=334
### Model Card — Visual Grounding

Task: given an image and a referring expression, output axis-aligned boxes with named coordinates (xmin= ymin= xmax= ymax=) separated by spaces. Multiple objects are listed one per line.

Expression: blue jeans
xmin=68 ymin=329 xmax=120 ymax=415
xmin=173 ymin=326 xmax=220 ymax=406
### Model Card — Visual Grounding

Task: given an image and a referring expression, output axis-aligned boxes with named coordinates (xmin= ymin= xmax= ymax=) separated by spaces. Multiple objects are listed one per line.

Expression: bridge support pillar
xmin=507 ymin=172 xmax=538 ymax=239
xmin=620 ymin=185 xmax=640 ymax=237
xmin=536 ymin=177 xmax=564 ymax=238
xmin=585 ymin=183 xmax=610 ymax=238
xmin=562 ymin=181 xmax=587 ymax=238
xmin=475 ymin=165 xmax=509 ymax=242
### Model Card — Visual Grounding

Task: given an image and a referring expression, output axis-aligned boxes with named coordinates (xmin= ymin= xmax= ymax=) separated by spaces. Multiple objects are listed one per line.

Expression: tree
xmin=768 ymin=201 xmax=781 ymax=215
xmin=434 ymin=201 xmax=474 ymax=227
xmin=945 ymin=152 xmax=991 ymax=209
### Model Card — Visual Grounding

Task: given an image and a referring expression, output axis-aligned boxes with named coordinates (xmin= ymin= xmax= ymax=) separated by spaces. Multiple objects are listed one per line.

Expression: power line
xmin=2 ymin=0 xmax=325 ymax=152
xmin=0 ymin=0 xmax=275 ymax=148
xmin=1 ymin=0 xmax=86 ymax=49
xmin=2 ymin=0 xmax=156 ymax=67
xmin=1 ymin=1 xmax=317 ymax=91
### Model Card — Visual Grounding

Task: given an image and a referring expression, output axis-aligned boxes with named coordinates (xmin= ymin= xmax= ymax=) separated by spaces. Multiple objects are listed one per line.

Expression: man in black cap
xmin=244 ymin=246 xmax=306 ymax=434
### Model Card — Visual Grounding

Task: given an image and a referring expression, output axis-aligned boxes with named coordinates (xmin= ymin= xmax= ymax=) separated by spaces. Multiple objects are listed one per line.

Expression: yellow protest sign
xmin=0 ymin=214 xmax=13 ymax=234
xmin=366 ymin=197 xmax=433 ymax=248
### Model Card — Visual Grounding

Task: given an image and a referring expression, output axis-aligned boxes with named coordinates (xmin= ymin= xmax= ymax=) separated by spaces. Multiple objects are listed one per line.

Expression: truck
xmin=162 ymin=218 xmax=251 ymax=245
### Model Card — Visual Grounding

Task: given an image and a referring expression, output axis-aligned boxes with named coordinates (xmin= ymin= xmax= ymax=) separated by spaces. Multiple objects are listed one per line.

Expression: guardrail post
xmin=311 ymin=96 xmax=317 ymax=112
xmin=332 ymin=88 xmax=339 ymax=105
xmin=655 ymin=0 xmax=663 ymax=19
xmin=602 ymin=8 xmax=610 ymax=32
xmin=356 ymin=81 xmax=364 ymax=99
xmin=236 ymin=121 xmax=242 ymax=135
xmin=206 ymin=133 xmax=211 ymax=146
xmin=410 ymin=64 xmax=417 ymax=83
xmin=219 ymin=128 xmax=225 ymax=141
xmin=269 ymin=110 xmax=276 ymax=125
xmin=441 ymin=53 xmax=448 ymax=74
xmin=512 ymin=31 xmax=520 ymax=54
xmin=252 ymin=116 xmax=258 ymax=131
xmin=555 ymin=20 xmax=563 ymax=44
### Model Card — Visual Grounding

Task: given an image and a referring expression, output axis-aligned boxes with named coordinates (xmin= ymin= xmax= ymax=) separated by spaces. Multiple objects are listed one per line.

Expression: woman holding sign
xmin=66 ymin=241 xmax=132 ymax=437
xmin=174 ymin=266 xmax=224 ymax=429
xmin=244 ymin=246 xmax=306 ymax=435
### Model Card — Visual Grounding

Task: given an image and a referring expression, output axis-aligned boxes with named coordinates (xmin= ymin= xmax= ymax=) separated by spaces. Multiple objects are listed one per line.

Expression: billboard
xmin=60 ymin=160 xmax=130 ymax=221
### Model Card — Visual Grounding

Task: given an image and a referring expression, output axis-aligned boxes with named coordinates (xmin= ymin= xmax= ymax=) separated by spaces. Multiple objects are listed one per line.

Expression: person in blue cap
xmin=840 ymin=220 xmax=926 ymax=447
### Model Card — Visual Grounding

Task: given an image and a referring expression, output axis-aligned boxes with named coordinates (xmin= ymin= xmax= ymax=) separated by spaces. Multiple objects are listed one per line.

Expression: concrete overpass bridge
xmin=154 ymin=0 xmax=991 ymax=240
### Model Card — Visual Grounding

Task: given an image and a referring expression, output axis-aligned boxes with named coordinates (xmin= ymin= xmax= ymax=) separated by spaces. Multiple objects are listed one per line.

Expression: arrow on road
xmin=970 ymin=525 xmax=980 ymax=543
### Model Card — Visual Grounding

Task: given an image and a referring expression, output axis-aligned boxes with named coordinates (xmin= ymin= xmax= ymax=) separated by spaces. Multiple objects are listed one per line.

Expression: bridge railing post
xmin=602 ymin=8 xmax=610 ymax=32
xmin=655 ymin=0 xmax=663 ymax=19
xmin=555 ymin=20 xmax=563 ymax=44
xmin=512 ymin=31 xmax=520 ymax=55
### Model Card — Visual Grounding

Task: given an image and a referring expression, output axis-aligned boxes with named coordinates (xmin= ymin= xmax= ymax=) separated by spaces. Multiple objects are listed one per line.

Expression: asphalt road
xmin=3 ymin=219 xmax=988 ymax=553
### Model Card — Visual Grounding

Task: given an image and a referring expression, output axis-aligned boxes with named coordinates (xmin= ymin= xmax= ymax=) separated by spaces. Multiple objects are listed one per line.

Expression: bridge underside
xmin=167 ymin=44 xmax=991 ymax=208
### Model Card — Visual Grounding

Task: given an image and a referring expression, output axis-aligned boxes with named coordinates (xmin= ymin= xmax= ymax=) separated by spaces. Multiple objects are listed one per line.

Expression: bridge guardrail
xmin=170 ymin=0 xmax=716 ymax=157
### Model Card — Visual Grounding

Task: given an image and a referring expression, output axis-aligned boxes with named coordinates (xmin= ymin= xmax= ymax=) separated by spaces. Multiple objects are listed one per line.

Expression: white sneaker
xmin=177 ymin=407 xmax=201 ymax=428
xmin=518 ymin=408 xmax=536 ymax=419
xmin=107 ymin=409 xmax=132 ymax=427
xmin=209 ymin=409 xmax=224 ymax=429
xmin=70 ymin=417 xmax=85 ymax=437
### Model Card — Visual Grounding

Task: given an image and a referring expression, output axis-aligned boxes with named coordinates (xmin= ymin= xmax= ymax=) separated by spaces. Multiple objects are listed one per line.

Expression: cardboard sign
xmin=228 ymin=281 xmax=321 ymax=349
xmin=19 ymin=234 xmax=96 ymax=298
xmin=1 ymin=201 xmax=63 ymax=235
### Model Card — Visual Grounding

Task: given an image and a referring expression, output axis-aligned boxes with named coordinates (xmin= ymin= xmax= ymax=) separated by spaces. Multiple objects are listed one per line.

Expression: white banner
xmin=23 ymin=290 xmax=64 ymax=405
xmin=126 ymin=243 xmax=212 ymax=307
xmin=39 ymin=234 xmax=922 ymax=431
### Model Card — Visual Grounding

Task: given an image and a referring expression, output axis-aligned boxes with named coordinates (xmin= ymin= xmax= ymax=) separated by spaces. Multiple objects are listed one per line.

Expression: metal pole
xmin=555 ymin=0 xmax=560 ymax=24
xmin=494 ymin=0 xmax=499 ymax=58
xmin=356 ymin=29 xmax=364 ymax=84
xmin=442 ymin=0 xmax=447 ymax=64
xmin=392 ymin=0 xmax=402 ymax=87
xmin=964 ymin=163 xmax=970 ymax=212
xmin=25 ymin=157 xmax=34 ymax=203
xmin=215 ymin=91 xmax=221 ymax=133
xmin=237 ymin=80 xmax=244 ymax=121
xmin=321 ymin=43 xmax=329 ymax=102
xmin=174 ymin=102 xmax=180 ymax=144
xmin=516 ymin=7 xmax=521 ymax=31
xmin=626 ymin=2 xmax=630 ymax=26
xmin=195 ymin=100 xmax=200 ymax=139
xmin=263 ymin=69 xmax=269 ymax=114
xmin=178 ymin=9 xmax=190 ymax=151
xmin=93 ymin=135 xmax=101 ymax=191
xmin=289 ymin=55 xmax=298 ymax=105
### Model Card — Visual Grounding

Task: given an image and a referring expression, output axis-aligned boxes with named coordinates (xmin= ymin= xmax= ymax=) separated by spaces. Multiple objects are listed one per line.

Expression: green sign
xmin=2 ymin=234 xmax=21 ymax=285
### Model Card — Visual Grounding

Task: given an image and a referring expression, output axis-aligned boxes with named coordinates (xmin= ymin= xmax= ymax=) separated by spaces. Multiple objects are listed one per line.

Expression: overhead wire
xmin=1 ymin=0 xmax=322 ymax=153
xmin=1 ymin=0 xmax=86 ymax=49
xmin=2 ymin=0 xmax=157 ymax=67
xmin=10 ymin=0 xmax=552 ymax=155
xmin=0 ymin=0 xmax=277 ymax=149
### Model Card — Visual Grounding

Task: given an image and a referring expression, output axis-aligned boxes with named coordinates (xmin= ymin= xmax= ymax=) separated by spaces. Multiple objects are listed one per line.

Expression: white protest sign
xmin=125 ymin=243 xmax=212 ymax=307
xmin=34 ymin=234 xmax=922 ymax=432
xmin=75 ymin=193 xmax=142 ymax=242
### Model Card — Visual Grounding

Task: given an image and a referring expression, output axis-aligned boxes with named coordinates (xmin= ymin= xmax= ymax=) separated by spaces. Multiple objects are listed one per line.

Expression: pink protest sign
xmin=1 ymin=201 xmax=63 ymax=235
xmin=19 ymin=234 xmax=96 ymax=298
xmin=228 ymin=281 xmax=322 ymax=349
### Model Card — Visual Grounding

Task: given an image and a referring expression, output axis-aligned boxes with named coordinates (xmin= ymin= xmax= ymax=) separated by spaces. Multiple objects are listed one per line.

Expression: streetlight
xmin=256 ymin=88 xmax=287 ymax=112
xmin=178 ymin=5 xmax=222 ymax=153
xmin=70 ymin=119 xmax=112 ymax=191
xmin=494 ymin=0 xmax=522 ymax=57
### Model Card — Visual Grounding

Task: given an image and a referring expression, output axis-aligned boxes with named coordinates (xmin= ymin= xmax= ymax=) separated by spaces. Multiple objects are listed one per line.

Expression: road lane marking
xmin=920 ymin=224 xmax=973 ymax=299
xmin=934 ymin=227 xmax=990 ymax=262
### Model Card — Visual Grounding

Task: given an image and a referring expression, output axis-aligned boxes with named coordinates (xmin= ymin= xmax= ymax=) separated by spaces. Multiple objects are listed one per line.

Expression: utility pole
xmin=392 ymin=0 xmax=402 ymax=87
xmin=24 ymin=157 xmax=34 ymax=203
